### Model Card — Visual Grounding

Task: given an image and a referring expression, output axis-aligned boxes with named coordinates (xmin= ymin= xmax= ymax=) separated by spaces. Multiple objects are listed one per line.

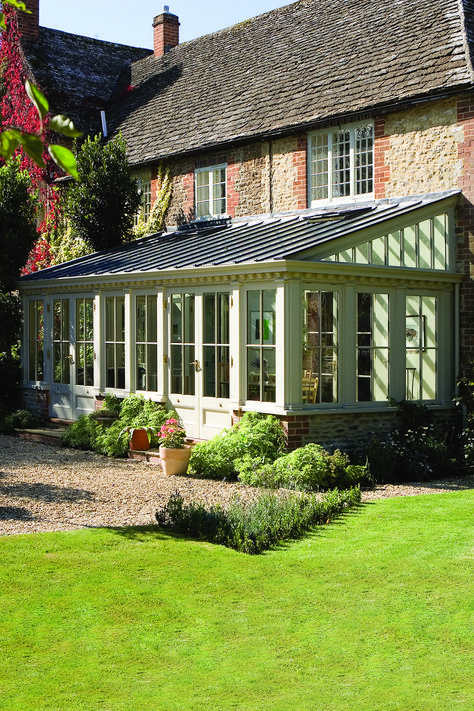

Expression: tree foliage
xmin=66 ymin=134 xmax=141 ymax=252
xmin=0 ymin=157 xmax=36 ymax=416
xmin=0 ymin=157 xmax=36 ymax=291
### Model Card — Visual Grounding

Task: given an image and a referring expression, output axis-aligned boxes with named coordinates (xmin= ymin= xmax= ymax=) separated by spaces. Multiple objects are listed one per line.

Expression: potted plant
xmin=118 ymin=425 xmax=156 ymax=451
xmin=158 ymin=418 xmax=191 ymax=476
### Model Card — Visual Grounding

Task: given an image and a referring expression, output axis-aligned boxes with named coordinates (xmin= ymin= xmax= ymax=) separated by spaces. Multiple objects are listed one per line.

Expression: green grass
xmin=1 ymin=491 xmax=474 ymax=710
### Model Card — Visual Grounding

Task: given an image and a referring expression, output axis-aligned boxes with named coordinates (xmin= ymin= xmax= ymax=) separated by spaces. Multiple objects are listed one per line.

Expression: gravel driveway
xmin=1 ymin=434 xmax=474 ymax=537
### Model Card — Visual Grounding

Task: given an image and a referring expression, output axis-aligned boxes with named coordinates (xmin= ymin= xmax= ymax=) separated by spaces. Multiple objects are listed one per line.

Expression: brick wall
xmin=163 ymin=138 xmax=309 ymax=227
xmin=457 ymin=93 xmax=474 ymax=359
xmin=21 ymin=387 xmax=49 ymax=420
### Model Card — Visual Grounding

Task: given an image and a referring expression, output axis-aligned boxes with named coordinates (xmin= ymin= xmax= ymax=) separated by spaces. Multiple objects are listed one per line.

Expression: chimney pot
xmin=153 ymin=8 xmax=180 ymax=57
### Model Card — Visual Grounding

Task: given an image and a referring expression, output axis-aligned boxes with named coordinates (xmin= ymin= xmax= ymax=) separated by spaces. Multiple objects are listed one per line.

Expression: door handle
xmin=189 ymin=360 xmax=201 ymax=372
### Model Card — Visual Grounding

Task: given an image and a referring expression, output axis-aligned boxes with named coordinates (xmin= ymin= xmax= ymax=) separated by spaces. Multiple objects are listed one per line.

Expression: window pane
xmin=203 ymin=293 xmax=216 ymax=344
xmin=247 ymin=347 xmax=261 ymax=401
xmin=183 ymin=345 xmax=195 ymax=395
xmin=147 ymin=344 xmax=158 ymax=391
xmin=137 ymin=343 xmax=146 ymax=389
xmin=136 ymin=296 xmax=146 ymax=342
xmin=247 ymin=291 xmax=261 ymax=344
xmin=105 ymin=298 xmax=114 ymax=341
xmin=262 ymin=290 xmax=276 ymax=345
xmin=147 ymin=297 xmax=157 ymax=343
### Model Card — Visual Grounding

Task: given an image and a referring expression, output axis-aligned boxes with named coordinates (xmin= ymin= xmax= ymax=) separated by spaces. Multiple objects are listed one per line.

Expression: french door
xmin=50 ymin=296 xmax=95 ymax=420
xmin=169 ymin=290 xmax=231 ymax=439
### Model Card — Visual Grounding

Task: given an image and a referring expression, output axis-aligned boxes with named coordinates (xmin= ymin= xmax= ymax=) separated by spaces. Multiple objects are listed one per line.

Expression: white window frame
xmin=194 ymin=164 xmax=227 ymax=219
xmin=308 ymin=121 xmax=374 ymax=206
xmin=134 ymin=170 xmax=152 ymax=225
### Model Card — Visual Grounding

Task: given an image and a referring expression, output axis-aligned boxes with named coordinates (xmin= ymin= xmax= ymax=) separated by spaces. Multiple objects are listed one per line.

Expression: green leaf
xmin=25 ymin=80 xmax=49 ymax=121
xmin=49 ymin=115 xmax=83 ymax=138
xmin=0 ymin=13 xmax=6 ymax=31
xmin=48 ymin=145 xmax=79 ymax=180
xmin=0 ymin=129 xmax=21 ymax=160
xmin=19 ymin=132 xmax=46 ymax=168
xmin=2 ymin=1 xmax=29 ymax=10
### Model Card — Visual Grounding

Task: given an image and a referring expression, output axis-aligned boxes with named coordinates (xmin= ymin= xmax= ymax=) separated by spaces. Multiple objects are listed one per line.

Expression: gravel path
xmin=1 ymin=434 xmax=474 ymax=537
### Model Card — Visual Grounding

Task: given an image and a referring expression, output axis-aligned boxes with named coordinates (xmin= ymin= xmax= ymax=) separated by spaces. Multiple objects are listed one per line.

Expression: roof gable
xmin=107 ymin=0 xmax=474 ymax=163
xmin=23 ymin=27 xmax=152 ymax=136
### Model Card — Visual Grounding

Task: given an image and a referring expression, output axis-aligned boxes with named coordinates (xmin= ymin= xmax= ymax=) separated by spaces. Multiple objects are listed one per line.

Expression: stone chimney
xmin=153 ymin=6 xmax=180 ymax=57
xmin=16 ymin=0 xmax=39 ymax=42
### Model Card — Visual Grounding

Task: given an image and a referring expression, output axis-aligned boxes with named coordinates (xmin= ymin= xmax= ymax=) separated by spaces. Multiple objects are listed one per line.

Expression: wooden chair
xmin=302 ymin=372 xmax=319 ymax=403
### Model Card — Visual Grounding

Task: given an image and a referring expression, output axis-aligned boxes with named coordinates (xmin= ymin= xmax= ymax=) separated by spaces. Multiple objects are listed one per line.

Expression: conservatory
xmin=18 ymin=191 xmax=461 ymax=445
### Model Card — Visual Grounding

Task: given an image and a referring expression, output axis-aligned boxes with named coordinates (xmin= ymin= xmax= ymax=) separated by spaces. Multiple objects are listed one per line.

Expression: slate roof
xmin=19 ymin=191 xmax=459 ymax=283
xmin=22 ymin=27 xmax=152 ymax=136
xmin=105 ymin=0 xmax=474 ymax=164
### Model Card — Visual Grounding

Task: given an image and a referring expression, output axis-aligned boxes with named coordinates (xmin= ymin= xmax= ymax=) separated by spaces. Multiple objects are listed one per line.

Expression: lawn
xmin=1 ymin=490 xmax=473 ymax=710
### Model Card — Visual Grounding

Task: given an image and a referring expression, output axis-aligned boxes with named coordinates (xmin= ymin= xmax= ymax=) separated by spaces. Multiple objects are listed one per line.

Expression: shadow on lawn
xmin=109 ymin=504 xmax=367 ymax=553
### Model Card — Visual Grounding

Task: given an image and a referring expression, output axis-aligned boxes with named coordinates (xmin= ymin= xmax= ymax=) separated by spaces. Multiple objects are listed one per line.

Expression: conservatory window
xmin=356 ymin=292 xmax=389 ymax=402
xmin=309 ymin=122 xmax=374 ymax=204
xmin=246 ymin=289 xmax=276 ymax=403
xmin=105 ymin=296 xmax=125 ymax=389
xmin=203 ymin=292 xmax=230 ymax=399
xmin=136 ymin=295 xmax=158 ymax=391
xmin=76 ymin=298 xmax=94 ymax=387
xmin=170 ymin=293 xmax=195 ymax=395
xmin=53 ymin=299 xmax=70 ymax=384
xmin=195 ymin=165 xmax=227 ymax=218
xmin=303 ymin=291 xmax=338 ymax=403
xmin=28 ymin=300 xmax=44 ymax=381
xmin=405 ymin=296 xmax=437 ymax=400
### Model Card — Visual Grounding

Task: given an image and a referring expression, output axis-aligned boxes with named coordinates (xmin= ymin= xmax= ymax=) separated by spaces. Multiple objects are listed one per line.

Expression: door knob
xmin=189 ymin=360 xmax=201 ymax=372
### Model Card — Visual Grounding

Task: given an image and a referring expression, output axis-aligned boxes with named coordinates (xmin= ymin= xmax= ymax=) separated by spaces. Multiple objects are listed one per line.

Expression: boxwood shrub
xmin=155 ymin=486 xmax=361 ymax=554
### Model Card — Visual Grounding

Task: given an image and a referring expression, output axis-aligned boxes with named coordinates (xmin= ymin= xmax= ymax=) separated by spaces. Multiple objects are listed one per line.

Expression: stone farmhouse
xmin=15 ymin=0 xmax=474 ymax=449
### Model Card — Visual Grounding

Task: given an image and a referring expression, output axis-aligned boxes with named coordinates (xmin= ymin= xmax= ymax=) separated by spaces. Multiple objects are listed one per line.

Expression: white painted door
xmin=168 ymin=290 xmax=232 ymax=440
xmin=49 ymin=296 xmax=95 ymax=421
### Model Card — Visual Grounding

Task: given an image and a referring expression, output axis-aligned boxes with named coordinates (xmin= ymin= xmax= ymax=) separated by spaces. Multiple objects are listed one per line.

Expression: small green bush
xmin=189 ymin=412 xmax=287 ymax=480
xmin=63 ymin=394 xmax=174 ymax=457
xmin=237 ymin=443 xmax=365 ymax=491
xmin=0 ymin=407 xmax=42 ymax=434
xmin=62 ymin=415 xmax=101 ymax=451
xmin=367 ymin=426 xmax=455 ymax=483
xmin=155 ymin=486 xmax=361 ymax=554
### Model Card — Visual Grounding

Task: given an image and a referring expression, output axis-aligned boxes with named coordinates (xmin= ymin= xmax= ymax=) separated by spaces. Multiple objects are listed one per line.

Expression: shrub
xmin=63 ymin=394 xmax=174 ymax=457
xmin=189 ymin=412 xmax=287 ymax=480
xmin=366 ymin=426 xmax=454 ymax=483
xmin=155 ymin=486 xmax=361 ymax=554
xmin=62 ymin=415 xmax=101 ymax=451
xmin=237 ymin=443 xmax=366 ymax=491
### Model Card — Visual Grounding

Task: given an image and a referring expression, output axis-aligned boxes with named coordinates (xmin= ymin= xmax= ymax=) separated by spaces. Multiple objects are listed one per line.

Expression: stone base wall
xmin=234 ymin=408 xmax=459 ymax=456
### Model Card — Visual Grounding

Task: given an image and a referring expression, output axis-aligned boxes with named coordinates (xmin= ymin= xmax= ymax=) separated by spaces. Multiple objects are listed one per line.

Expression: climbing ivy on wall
xmin=0 ymin=4 xmax=85 ymax=273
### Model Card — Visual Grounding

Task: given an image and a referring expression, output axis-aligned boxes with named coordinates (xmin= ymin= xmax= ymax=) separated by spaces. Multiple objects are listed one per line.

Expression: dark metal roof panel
xmin=19 ymin=192 xmax=459 ymax=282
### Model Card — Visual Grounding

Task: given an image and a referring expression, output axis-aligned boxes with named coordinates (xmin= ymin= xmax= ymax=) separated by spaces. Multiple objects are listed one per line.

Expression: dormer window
xmin=308 ymin=122 xmax=374 ymax=205
xmin=195 ymin=164 xmax=227 ymax=218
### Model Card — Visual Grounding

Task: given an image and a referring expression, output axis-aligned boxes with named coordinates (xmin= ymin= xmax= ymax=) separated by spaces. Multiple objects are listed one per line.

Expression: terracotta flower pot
xmin=129 ymin=428 xmax=151 ymax=451
xmin=159 ymin=446 xmax=191 ymax=476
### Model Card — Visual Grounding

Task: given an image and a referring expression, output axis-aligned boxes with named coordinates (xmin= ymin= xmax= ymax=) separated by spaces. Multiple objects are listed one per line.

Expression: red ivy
xmin=1 ymin=7 xmax=63 ymax=273
xmin=20 ymin=237 xmax=53 ymax=275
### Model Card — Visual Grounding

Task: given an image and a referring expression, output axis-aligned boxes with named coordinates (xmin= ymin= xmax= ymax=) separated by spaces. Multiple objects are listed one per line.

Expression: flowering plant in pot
xmin=118 ymin=425 xmax=156 ymax=451
xmin=158 ymin=418 xmax=190 ymax=475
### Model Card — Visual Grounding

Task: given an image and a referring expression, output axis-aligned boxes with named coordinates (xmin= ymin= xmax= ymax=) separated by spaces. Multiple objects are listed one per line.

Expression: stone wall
xmin=376 ymin=98 xmax=463 ymax=198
